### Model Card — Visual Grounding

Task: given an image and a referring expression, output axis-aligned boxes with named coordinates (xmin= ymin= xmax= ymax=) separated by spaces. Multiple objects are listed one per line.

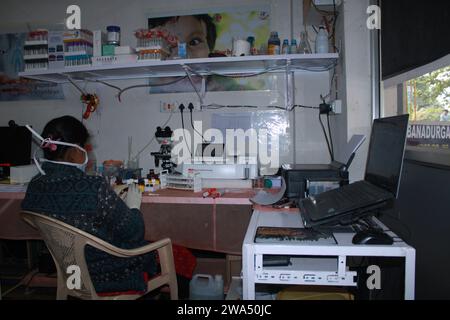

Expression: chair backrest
xmin=21 ymin=211 xmax=107 ymax=299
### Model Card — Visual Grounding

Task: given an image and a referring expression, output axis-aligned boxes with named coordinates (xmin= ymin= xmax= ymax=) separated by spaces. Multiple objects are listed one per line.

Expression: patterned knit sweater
xmin=21 ymin=162 xmax=157 ymax=293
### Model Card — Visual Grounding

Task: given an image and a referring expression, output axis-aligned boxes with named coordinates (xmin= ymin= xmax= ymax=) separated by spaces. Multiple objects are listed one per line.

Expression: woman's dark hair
xmin=148 ymin=14 xmax=217 ymax=52
xmin=41 ymin=116 xmax=89 ymax=160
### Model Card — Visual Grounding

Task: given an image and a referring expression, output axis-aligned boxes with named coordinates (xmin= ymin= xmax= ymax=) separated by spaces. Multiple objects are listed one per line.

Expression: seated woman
xmin=22 ymin=116 xmax=194 ymax=295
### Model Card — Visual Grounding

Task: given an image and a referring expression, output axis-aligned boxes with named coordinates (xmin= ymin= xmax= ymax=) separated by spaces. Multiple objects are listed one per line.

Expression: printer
xmin=282 ymin=135 xmax=366 ymax=201
xmin=281 ymin=162 xmax=349 ymax=200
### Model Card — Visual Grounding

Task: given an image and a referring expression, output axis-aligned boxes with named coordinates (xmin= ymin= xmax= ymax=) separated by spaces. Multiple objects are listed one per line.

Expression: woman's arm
xmin=98 ymin=180 xmax=147 ymax=249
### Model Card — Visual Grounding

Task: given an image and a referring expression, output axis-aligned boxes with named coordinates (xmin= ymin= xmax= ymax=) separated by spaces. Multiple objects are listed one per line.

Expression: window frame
xmin=382 ymin=55 xmax=450 ymax=168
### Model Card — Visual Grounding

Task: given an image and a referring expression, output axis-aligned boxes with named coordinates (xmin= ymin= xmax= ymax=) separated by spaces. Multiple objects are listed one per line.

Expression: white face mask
xmin=26 ymin=125 xmax=88 ymax=175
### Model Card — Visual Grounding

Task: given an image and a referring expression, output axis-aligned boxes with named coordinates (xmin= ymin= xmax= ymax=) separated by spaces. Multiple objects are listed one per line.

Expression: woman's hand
xmin=125 ymin=184 xmax=143 ymax=210
xmin=113 ymin=184 xmax=128 ymax=201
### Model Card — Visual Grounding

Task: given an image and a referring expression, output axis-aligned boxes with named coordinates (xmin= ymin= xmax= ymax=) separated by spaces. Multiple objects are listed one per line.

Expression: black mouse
xmin=352 ymin=230 xmax=394 ymax=245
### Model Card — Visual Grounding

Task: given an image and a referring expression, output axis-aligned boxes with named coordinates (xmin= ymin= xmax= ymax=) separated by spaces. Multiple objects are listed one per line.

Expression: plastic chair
xmin=21 ymin=211 xmax=178 ymax=300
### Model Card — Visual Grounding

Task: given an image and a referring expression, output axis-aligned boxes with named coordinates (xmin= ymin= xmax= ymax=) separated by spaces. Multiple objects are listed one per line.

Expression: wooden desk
xmin=0 ymin=189 xmax=254 ymax=254
xmin=142 ymin=189 xmax=253 ymax=255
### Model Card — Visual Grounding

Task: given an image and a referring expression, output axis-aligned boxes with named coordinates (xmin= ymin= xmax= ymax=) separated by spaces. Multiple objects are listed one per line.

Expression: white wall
xmin=331 ymin=0 xmax=373 ymax=182
xmin=382 ymin=84 xmax=399 ymax=118
xmin=0 ymin=0 xmax=372 ymax=178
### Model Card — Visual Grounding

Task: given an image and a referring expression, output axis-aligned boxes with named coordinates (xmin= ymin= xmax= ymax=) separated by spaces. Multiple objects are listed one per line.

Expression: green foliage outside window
xmin=406 ymin=66 xmax=450 ymax=121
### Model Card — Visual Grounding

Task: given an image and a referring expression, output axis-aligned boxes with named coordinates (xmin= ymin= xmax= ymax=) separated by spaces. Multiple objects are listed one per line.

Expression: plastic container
xmin=315 ymin=26 xmax=329 ymax=54
xmin=107 ymin=26 xmax=121 ymax=46
xmin=298 ymin=32 xmax=311 ymax=54
xmin=103 ymin=160 xmax=123 ymax=177
xmin=120 ymin=168 xmax=142 ymax=180
xmin=247 ymin=36 xmax=256 ymax=55
xmin=189 ymin=274 xmax=224 ymax=300
xmin=281 ymin=39 xmax=289 ymax=54
xmin=290 ymin=39 xmax=298 ymax=54
xmin=267 ymin=31 xmax=280 ymax=55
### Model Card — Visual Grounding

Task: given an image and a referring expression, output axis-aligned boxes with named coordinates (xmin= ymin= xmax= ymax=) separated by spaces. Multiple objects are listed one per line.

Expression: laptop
xmin=299 ymin=115 xmax=409 ymax=228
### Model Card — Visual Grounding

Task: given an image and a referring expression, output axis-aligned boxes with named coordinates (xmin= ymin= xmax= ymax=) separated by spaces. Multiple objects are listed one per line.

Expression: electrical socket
xmin=190 ymin=101 xmax=201 ymax=111
xmin=331 ymin=100 xmax=342 ymax=114
xmin=160 ymin=101 xmax=178 ymax=113
xmin=160 ymin=101 xmax=201 ymax=112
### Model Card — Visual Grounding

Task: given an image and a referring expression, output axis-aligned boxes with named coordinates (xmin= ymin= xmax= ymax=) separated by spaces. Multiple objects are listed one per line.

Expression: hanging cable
xmin=179 ymin=104 xmax=192 ymax=157
xmin=66 ymin=77 xmax=87 ymax=95
xmin=319 ymin=113 xmax=333 ymax=162
xmin=290 ymin=105 xmax=321 ymax=111
xmin=132 ymin=103 xmax=176 ymax=162
xmin=117 ymin=76 xmax=187 ymax=101
xmin=188 ymin=103 xmax=206 ymax=142
xmin=208 ymin=66 xmax=285 ymax=78
xmin=201 ymin=103 xmax=319 ymax=112
xmin=90 ymin=80 xmax=122 ymax=92
xmin=326 ymin=113 xmax=335 ymax=160
xmin=329 ymin=0 xmax=339 ymax=41
xmin=311 ymin=1 xmax=336 ymax=16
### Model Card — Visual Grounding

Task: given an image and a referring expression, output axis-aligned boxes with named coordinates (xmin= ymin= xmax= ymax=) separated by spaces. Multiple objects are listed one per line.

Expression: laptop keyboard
xmin=332 ymin=182 xmax=382 ymax=207
xmin=311 ymin=181 xmax=391 ymax=218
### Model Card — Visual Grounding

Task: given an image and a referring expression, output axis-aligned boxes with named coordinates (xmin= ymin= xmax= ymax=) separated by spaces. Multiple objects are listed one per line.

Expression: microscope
xmin=151 ymin=126 xmax=176 ymax=173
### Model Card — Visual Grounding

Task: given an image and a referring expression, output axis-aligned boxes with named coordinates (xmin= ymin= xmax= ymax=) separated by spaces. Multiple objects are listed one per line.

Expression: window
xmin=382 ymin=58 xmax=450 ymax=167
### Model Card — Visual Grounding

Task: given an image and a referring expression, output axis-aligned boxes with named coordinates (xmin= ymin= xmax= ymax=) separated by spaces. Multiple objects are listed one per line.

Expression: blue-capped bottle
xmin=282 ymin=39 xmax=289 ymax=54
xmin=290 ymin=39 xmax=298 ymax=54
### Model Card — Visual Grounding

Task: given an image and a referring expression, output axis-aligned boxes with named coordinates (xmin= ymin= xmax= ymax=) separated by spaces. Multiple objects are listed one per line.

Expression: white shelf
xmin=23 ymin=54 xmax=49 ymax=60
xmin=18 ymin=53 xmax=338 ymax=83
xmin=24 ymin=40 xmax=48 ymax=46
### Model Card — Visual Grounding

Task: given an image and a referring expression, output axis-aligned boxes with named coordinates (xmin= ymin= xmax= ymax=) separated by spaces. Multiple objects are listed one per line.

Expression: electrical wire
xmin=329 ymin=0 xmax=339 ymax=41
xmin=207 ymin=66 xmax=286 ymax=78
xmin=294 ymin=61 xmax=339 ymax=73
xmin=189 ymin=108 xmax=206 ymax=142
xmin=203 ymin=104 xmax=258 ymax=110
xmin=66 ymin=77 xmax=87 ymax=95
xmin=117 ymin=76 xmax=187 ymax=101
xmin=202 ymin=104 xmax=319 ymax=112
xmin=207 ymin=62 xmax=337 ymax=78
xmin=329 ymin=66 xmax=337 ymax=99
xmin=132 ymin=103 xmax=175 ymax=161
xmin=326 ymin=113 xmax=335 ymax=160
xmin=310 ymin=0 xmax=339 ymax=47
xmin=180 ymin=109 xmax=192 ymax=157
xmin=291 ymin=105 xmax=320 ymax=111
xmin=319 ymin=113 xmax=333 ymax=161
xmin=91 ymin=80 xmax=122 ymax=92
xmin=311 ymin=1 xmax=337 ymax=16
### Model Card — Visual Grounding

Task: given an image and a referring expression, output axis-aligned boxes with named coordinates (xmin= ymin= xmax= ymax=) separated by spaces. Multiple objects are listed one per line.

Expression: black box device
xmin=281 ymin=163 xmax=349 ymax=201
xmin=281 ymin=135 xmax=366 ymax=201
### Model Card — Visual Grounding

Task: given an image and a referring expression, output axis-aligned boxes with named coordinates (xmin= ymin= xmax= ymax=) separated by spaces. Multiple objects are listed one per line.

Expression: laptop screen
xmin=365 ymin=115 xmax=409 ymax=197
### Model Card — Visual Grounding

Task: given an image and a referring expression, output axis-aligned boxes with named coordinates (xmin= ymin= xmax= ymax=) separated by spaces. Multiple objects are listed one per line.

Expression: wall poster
xmin=0 ymin=33 xmax=64 ymax=101
xmin=147 ymin=7 xmax=276 ymax=93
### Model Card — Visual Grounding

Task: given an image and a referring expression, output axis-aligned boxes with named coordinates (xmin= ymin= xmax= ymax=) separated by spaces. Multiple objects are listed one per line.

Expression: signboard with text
xmin=407 ymin=122 xmax=450 ymax=150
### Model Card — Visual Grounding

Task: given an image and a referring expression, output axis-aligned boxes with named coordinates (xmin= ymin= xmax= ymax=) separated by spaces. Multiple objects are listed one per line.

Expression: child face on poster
xmin=149 ymin=15 xmax=216 ymax=59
